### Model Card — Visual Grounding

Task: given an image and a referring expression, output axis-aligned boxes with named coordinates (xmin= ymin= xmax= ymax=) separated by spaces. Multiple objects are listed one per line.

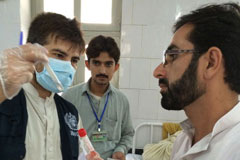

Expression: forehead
xmin=91 ymin=52 xmax=114 ymax=62
xmin=46 ymin=36 xmax=81 ymax=57
xmin=170 ymin=23 xmax=195 ymax=49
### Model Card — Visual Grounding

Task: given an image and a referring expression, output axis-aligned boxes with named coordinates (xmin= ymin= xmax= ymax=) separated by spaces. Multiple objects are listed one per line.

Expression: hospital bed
xmin=126 ymin=122 xmax=163 ymax=160
xmin=127 ymin=122 xmax=181 ymax=160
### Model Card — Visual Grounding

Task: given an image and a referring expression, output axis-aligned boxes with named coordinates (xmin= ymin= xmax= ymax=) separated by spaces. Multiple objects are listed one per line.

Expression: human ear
xmin=85 ymin=60 xmax=90 ymax=70
xmin=114 ymin=63 xmax=119 ymax=72
xmin=203 ymin=47 xmax=223 ymax=80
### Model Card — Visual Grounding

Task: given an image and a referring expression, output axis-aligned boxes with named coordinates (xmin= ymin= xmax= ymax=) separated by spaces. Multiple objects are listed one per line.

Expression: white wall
xmin=1 ymin=0 xmax=240 ymax=150
xmin=0 ymin=0 xmax=31 ymax=51
xmin=0 ymin=0 xmax=20 ymax=51
xmin=120 ymin=0 xmax=240 ymax=148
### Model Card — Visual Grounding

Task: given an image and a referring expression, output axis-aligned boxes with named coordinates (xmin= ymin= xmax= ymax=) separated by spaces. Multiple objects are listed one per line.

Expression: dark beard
xmin=161 ymin=56 xmax=206 ymax=110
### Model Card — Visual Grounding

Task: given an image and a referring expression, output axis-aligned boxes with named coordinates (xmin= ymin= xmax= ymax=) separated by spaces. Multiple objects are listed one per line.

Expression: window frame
xmin=75 ymin=0 xmax=121 ymax=32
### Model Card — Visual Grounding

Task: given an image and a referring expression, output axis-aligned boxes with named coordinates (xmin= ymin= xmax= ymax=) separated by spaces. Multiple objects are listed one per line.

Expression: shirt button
xmin=48 ymin=147 xmax=53 ymax=152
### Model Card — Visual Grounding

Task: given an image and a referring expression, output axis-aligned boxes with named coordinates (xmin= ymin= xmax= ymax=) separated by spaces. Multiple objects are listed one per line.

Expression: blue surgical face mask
xmin=36 ymin=58 xmax=76 ymax=93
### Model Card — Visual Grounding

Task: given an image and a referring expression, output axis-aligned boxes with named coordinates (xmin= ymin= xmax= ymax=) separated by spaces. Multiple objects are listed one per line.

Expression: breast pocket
xmin=104 ymin=117 xmax=120 ymax=141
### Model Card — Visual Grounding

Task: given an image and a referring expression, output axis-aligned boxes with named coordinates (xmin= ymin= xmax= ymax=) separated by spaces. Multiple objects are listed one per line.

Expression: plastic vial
xmin=78 ymin=128 xmax=95 ymax=155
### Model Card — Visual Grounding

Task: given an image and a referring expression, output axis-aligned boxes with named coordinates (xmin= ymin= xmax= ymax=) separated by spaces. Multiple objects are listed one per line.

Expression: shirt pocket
xmin=104 ymin=117 xmax=120 ymax=141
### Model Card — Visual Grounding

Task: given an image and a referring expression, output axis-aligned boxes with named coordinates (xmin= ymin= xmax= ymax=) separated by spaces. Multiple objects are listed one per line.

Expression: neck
xmin=89 ymin=79 xmax=109 ymax=97
xmin=31 ymin=76 xmax=51 ymax=99
xmin=184 ymin=87 xmax=238 ymax=145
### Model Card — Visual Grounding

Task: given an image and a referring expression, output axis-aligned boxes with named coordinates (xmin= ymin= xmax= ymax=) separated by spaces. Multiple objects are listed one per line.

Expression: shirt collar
xmin=179 ymin=101 xmax=240 ymax=155
xmin=22 ymin=83 xmax=55 ymax=99
xmin=212 ymin=101 xmax=240 ymax=136
xmin=181 ymin=101 xmax=240 ymax=136
xmin=180 ymin=119 xmax=195 ymax=138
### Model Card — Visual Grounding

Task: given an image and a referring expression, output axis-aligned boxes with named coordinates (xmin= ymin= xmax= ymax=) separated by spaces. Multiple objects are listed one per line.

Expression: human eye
xmin=52 ymin=52 xmax=65 ymax=59
xmin=164 ymin=53 xmax=178 ymax=65
xmin=71 ymin=58 xmax=79 ymax=64
xmin=169 ymin=54 xmax=178 ymax=61
xmin=105 ymin=62 xmax=113 ymax=67
xmin=167 ymin=48 xmax=181 ymax=60
xmin=92 ymin=60 xmax=100 ymax=66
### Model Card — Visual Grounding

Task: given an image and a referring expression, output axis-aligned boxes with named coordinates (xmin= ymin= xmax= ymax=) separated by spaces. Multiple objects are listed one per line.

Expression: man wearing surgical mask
xmin=0 ymin=13 xmax=102 ymax=160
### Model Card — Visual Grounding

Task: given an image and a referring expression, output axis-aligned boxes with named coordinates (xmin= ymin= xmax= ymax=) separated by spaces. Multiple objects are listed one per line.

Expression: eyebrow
xmin=92 ymin=59 xmax=99 ymax=62
xmin=166 ymin=44 xmax=179 ymax=50
xmin=92 ymin=59 xmax=114 ymax=63
xmin=51 ymin=48 xmax=67 ymax=56
xmin=105 ymin=61 xmax=114 ymax=63
xmin=51 ymin=48 xmax=80 ymax=60
xmin=92 ymin=60 xmax=114 ymax=63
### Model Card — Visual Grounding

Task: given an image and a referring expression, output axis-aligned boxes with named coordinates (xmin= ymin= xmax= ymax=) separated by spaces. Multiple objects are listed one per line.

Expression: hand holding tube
xmin=78 ymin=128 xmax=103 ymax=160
xmin=0 ymin=43 xmax=48 ymax=100
xmin=86 ymin=151 xmax=103 ymax=160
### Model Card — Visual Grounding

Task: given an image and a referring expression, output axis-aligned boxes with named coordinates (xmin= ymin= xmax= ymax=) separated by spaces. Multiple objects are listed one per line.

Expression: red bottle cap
xmin=78 ymin=128 xmax=87 ymax=137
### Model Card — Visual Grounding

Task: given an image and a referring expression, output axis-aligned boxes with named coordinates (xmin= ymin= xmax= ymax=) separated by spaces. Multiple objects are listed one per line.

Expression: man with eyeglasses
xmin=154 ymin=2 xmax=240 ymax=160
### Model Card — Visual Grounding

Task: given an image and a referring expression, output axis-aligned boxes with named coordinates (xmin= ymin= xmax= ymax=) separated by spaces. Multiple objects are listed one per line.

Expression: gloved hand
xmin=0 ymin=43 xmax=48 ymax=99
xmin=86 ymin=151 xmax=103 ymax=160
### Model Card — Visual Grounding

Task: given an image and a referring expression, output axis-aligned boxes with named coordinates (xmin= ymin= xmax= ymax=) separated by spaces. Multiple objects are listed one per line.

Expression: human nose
xmin=153 ymin=63 xmax=166 ymax=79
xmin=99 ymin=65 xmax=106 ymax=74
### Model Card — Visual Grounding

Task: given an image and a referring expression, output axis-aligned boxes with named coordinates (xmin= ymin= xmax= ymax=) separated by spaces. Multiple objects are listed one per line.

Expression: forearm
xmin=114 ymin=144 xmax=127 ymax=154
xmin=114 ymin=132 xmax=134 ymax=154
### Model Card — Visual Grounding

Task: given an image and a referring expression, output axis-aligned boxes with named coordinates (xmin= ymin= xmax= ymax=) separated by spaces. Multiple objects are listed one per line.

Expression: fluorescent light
xmin=81 ymin=0 xmax=112 ymax=24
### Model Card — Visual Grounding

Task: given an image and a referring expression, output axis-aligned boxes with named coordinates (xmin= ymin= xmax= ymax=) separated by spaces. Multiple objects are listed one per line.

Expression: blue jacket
xmin=0 ymin=89 xmax=79 ymax=160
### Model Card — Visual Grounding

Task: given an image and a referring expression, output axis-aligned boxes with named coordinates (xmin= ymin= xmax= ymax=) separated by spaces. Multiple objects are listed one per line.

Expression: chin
xmin=96 ymin=81 xmax=108 ymax=86
xmin=161 ymin=93 xmax=183 ymax=111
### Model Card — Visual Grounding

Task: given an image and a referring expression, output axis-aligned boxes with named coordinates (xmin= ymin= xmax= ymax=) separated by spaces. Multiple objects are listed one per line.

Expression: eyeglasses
xmin=163 ymin=49 xmax=199 ymax=66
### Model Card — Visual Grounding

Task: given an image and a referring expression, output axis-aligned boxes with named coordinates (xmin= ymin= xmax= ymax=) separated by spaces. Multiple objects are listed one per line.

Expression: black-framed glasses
xmin=163 ymin=49 xmax=199 ymax=66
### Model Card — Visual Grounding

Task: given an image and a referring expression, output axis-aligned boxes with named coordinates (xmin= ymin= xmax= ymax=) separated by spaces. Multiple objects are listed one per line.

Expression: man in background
xmin=0 ymin=12 xmax=102 ymax=160
xmin=153 ymin=2 xmax=240 ymax=159
xmin=63 ymin=35 xmax=134 ymax=160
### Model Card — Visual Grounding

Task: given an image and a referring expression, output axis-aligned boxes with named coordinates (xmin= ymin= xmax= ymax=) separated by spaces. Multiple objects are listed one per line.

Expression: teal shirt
xmin=62 ymin=80 xmax=135 ymax=160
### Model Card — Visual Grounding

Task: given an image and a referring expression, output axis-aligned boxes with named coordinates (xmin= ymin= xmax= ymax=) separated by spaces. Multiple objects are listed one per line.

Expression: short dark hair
xmin=27 ymin=12 xmax=85 ymax=54
xmin=86 ymin=35 xmax=120 ymax=64
xmin=174 ymin=3 xmax=240 ymax=93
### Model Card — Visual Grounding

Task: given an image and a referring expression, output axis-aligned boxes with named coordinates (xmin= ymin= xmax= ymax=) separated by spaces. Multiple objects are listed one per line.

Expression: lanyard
xmin=86 ymin=92 xmax=110 ymax=132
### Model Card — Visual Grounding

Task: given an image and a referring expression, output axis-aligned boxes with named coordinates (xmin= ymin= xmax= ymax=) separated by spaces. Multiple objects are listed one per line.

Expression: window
xmin=81 ymin=0 xmax=112 ymax=24
xmin=77 ymin=0 xmax=121 ymax=32
xmin=44 ymin=0 xmax=74 ymax=18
